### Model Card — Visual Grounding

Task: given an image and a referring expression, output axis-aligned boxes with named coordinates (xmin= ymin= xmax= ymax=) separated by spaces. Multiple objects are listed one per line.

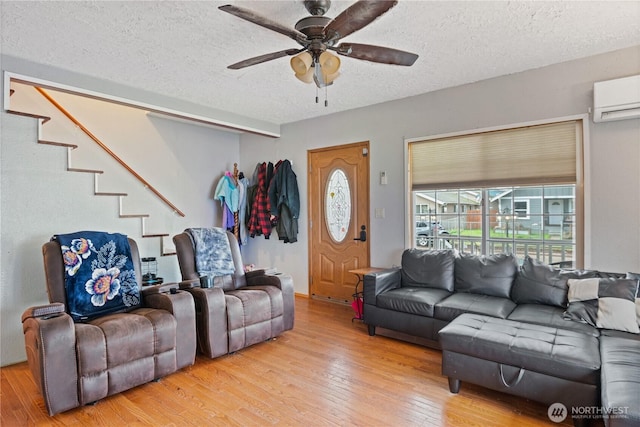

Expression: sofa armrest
xmin=178 ymin=278 xmax=200 ymax=289
xmin=363 ymin=268 xmax=402 ymax=304
xmin=21 ymin=304 xmax=79 ymax=416
xmin=141 ymin=282 xmax=180 ymax=296
xmin=21 ymin=302 xmax=66 ymax=321
xmin=143 ymin=286 xmax=197 ymax=369
xmin=182 ymin=287 xmax=229 ymax=358
xmin=246 ymin=271 xmax=279 ymax=287
xmin=245 ymin=269 xmax=266 ymax=280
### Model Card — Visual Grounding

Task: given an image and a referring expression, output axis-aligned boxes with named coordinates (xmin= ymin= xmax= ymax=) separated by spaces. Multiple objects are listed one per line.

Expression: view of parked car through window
xmin=415 ymin=221 xmax=450 ymax=248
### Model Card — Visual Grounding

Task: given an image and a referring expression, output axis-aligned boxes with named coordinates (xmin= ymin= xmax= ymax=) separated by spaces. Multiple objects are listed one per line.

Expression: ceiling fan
xmin=219 ymin=0 xmax=419 ymax=89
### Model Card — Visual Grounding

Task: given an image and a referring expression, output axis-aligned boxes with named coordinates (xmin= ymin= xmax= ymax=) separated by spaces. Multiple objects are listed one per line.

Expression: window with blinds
xmin=409 ymin=120 xmax=581 ymax=190
xmin=407 ymin=119 xmax=584 ymax=267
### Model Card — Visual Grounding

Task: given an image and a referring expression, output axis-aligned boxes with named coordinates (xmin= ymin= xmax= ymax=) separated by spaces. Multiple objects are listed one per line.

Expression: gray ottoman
xmin=439 ymin=313 xmax=601 ymax=426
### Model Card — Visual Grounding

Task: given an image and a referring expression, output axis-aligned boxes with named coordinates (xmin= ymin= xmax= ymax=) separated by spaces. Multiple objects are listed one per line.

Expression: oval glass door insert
xmin=325 ymin=168 xmax=352 ymax=242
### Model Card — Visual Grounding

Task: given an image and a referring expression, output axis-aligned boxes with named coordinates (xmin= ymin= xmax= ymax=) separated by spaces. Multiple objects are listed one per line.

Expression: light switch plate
xmin=380 ymin=171 xmax=388 ymax=185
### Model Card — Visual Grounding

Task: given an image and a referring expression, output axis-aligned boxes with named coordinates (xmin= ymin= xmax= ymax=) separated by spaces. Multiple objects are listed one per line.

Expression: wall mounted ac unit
xmin=593 ymin=74 xmax=640 ymax=123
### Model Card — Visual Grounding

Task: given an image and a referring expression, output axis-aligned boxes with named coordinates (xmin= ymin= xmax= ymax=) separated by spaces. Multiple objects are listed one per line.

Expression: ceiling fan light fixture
xmin=290 ymin=51 xmax=313 ymax=75
xmin=319 ymin=51 xmax=340 ymax=75
xmin=295 ymin=66 xmax=315 ymax=84
xmin=323 ymin=70 xmax=340 ymax=85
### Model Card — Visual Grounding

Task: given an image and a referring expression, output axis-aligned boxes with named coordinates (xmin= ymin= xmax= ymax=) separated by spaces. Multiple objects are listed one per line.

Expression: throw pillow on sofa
xmin=454 ymin=253 xmax=518 ymax=298
xmin=626 ymin=272 xmax=640 ymax=327
xmin=401 ymin=249 xmax=456 ymax=291
xmin=564 ymin=277 xmax=639 ymax=333
xmin=511 ymin=256 xmax=598 ymax=308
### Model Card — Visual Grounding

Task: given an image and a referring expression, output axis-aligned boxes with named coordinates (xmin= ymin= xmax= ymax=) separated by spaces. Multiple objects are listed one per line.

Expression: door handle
xmin=353 ymin=225 xmax=367 ymax=242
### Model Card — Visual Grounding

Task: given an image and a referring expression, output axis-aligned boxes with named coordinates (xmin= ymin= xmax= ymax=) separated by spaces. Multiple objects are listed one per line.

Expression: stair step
xmin=96 ymin=191 xmax=128 ymax=196
xmin=119 ymin=214 xmax=150 ymax=218
xmin=6 ymin=109 xmax=51 ymax=123
xmin=142 ymin=233 xmax=170 ymax=238
xmin=38 ymin=140 xmax=78 ymax=149
xmin=68 ymin=167 xmax=103 ymax=174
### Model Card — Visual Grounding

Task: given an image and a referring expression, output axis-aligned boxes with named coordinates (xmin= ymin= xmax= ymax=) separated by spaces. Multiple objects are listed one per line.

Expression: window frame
xmin=404 ymin=115 xmax=588 ymax=267
xmin=513 ymin=199 xmax=530 ymax=219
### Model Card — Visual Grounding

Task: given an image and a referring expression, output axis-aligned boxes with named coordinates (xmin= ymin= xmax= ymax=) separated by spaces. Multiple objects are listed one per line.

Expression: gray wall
xmin=240 ymin=45 xmax=640 ymax=296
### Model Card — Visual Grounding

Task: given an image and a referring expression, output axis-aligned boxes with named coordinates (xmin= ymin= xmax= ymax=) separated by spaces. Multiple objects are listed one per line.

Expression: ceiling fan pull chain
xmin=325 ymin=86 xmax=328 ymax=107
xmin=316 ymin=86 xmax=319 ymax=104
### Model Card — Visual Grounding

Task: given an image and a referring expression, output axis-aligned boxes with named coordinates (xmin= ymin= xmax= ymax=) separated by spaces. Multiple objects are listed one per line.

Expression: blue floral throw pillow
xmin=53 ymin=231 xmax=140 ymax=322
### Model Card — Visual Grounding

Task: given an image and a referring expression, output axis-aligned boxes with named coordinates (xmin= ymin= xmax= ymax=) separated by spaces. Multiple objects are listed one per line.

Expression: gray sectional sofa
xmin=363 ymin=249 xmax=639 ymax=427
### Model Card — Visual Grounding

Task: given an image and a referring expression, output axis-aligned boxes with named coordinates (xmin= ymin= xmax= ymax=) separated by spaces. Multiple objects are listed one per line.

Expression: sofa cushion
xmin=564 ymin=277 xmax=639 ymax=333
xmin=377 ymin=287 xmax=451 ymax=317
xmin=511 ymin=258 xmax=599 ymax=308
xmin=225 ymin=289 xmax=274 ymax=352
xmin=600 ymin=335 xmax=640 ymax=426
xmin=434 ymin=293 xmax=516 ymax=322
xmin=454 ymin=253 xmax=518 ymax=298
xmin=511 ymin=257 xmax=592 ymax=308
xmin=600 ymin=328 xmax=640 ymax=341
xmin=507 ymin=304 xmax=599 ymax=337
xmin=401 ymin=249 xmax=456 ymax=291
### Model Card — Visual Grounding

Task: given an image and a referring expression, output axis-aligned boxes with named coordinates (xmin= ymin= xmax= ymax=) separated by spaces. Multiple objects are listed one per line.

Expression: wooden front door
xmin=308 ymin=142 xmax=370 ymax=303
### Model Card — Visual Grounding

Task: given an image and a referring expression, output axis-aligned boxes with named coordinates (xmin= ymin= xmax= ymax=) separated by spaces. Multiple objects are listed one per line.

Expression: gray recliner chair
xmin=21 ymin=236 xmax=197 ymax=415
xmin=173 ymin=229 xmax=295 ymax=358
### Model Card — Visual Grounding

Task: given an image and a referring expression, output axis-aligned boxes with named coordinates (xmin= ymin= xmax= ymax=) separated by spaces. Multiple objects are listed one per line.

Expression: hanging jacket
xmin=245 ymin=163 xmax=260 ymax=231
xmin=237 ymin=176 xmax=249 ymax=245
xmin=214 ymin=173 xmax=239 ymax=230
xmin=248 ymin=162 xmax=272 ymax=238
xmin=268 ymin=159 xmax=300 ymax=243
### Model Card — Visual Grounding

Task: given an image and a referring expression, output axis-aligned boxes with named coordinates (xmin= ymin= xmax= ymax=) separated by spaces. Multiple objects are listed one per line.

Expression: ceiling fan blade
xmin=219 ymin=4 xmax=306 ymax=42
xmin=228 ymin=48 xmax=304 ymax=70
xmin=336 ymin=43 xmax=418 ymax=66
xmin=324 ymin=0 xmax=398 ymax=41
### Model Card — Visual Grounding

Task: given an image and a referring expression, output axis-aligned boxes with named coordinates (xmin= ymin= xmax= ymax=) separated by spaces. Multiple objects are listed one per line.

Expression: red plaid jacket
xmin=248 ymin=162 xmax=272 ymax=238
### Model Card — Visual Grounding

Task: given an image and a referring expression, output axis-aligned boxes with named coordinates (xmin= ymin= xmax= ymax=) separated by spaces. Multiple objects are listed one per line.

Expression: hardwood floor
xmin=2 ymin=297 xmax=575 ymax=426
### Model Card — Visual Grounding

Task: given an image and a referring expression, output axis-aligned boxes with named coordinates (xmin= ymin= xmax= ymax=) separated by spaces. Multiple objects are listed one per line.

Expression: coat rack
xmin=232 ymin=163 xmax=240 ymax=241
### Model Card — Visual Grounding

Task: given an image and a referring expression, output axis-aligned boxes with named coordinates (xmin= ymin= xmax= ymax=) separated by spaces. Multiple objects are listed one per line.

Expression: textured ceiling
xmin=2 ymin=1 xmax=640 ymax=126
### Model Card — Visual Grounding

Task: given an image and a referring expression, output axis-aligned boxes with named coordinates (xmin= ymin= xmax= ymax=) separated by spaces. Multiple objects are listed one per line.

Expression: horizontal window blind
xmin=410 ymin=120 xmax=580 ymax=190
